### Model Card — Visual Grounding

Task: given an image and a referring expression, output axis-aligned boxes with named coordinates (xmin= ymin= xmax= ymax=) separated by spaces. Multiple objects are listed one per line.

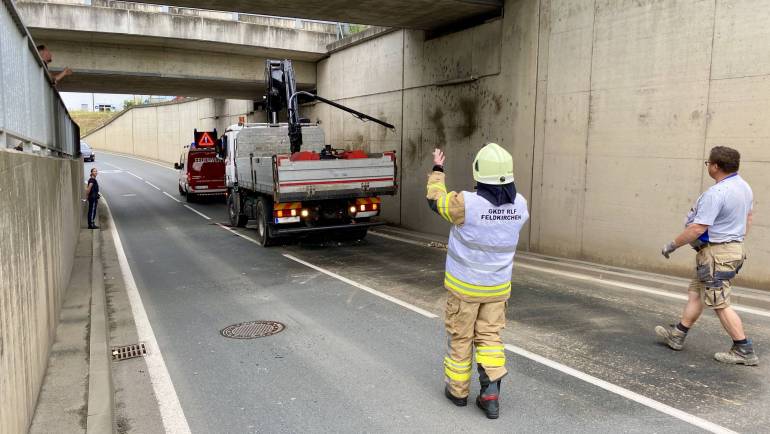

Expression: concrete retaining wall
xmin=84 ymin=98 xmax=259 ymax=164
xmin=0 ymin=151 xmax=82 ymax=434
xmin=308 ymin=0 xmax=770 ymax=289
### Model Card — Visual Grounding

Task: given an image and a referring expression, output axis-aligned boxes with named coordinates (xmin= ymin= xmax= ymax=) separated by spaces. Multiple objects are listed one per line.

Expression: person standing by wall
xmin=85 ymin=168 xmax=100 ymax=229
xmin=427 ymin=143 xmax=529 ymax=419
xmin=657 ymin=146 xmax=758 ymax=366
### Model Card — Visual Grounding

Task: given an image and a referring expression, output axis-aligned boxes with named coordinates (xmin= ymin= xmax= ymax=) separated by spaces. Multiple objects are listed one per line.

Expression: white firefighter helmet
xmin=472 ymin=142 xmax=514 ymax=185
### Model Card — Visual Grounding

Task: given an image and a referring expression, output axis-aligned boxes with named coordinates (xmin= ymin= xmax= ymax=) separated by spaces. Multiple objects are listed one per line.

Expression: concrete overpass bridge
xmin=128 ymin=0 xmax=504 ymax=30
xmin=16 ymin=0 xmax=339 ymax=98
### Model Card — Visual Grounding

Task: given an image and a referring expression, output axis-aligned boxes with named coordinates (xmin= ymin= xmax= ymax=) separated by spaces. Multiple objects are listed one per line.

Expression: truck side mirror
xmin=174 ymin=162 xmax=180 ymax=170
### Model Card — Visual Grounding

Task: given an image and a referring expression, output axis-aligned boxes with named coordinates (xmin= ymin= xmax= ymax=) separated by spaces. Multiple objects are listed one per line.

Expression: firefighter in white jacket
xmin=427 ymin=143 xmax=529 ymax=419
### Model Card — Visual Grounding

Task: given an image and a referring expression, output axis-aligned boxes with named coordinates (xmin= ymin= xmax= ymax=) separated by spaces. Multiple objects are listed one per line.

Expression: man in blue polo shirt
xmin=657 ymin=146 xmax=757 ymax=365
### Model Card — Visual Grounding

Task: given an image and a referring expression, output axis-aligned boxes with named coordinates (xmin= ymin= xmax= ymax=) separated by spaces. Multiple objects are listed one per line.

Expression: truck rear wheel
xmin=227 ymin=192 xmax=248 ymax=227
xmin=256 ymin=197 xmax=276 ymax=247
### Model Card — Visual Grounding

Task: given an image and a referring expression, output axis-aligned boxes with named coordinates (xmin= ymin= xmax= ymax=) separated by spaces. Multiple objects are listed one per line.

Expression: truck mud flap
xmin=270 ymin=221 xmax=386 ymax=236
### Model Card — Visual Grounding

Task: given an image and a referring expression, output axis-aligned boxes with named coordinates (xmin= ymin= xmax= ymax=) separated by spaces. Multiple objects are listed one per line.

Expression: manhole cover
xmin=220 ymin=321 xmax=285 ymax=339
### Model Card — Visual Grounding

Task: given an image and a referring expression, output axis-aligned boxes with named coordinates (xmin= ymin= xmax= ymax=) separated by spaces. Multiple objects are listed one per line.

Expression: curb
xmin=86 ymin=228 xmax=114 ymax=433
xmin=371 ymin=225 xmax=770 ymax=313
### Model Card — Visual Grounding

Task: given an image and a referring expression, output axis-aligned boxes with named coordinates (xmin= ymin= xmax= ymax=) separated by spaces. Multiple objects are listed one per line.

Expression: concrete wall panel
xmin=711 ymin=0 xmax=770 ymax=80
xmin=132 ymin=107 xmax=159 ymax=160
xmin=0 ymin=152 xmax=81 ymax=434
xmin=157 ymin=104 xmax=182 ymax=163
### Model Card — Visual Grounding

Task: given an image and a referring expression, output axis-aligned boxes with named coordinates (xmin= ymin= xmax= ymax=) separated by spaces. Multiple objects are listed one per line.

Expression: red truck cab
xmin=176 ymin=130 xmax=225 ymax=202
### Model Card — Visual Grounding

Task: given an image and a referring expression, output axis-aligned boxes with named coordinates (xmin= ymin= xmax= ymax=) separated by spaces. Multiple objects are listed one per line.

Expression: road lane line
xmin=162 ymin=192 xmax=181 ymax=203
xmin=516 ymin=262 xmax=770 ymax=318
xmin=216 ymin=223 xmax=259 ymax=244
xmin=280 ymin=249 xmax=736 ymax=432
xmin=369 ymin=231 xmax=431 ymax=248
xmin=282 ymin=253 xmax=439 ymax=319
xmin=99 ymin=150 xmax=177 ymax=172
xmin=372 ymin=231 xmax=770 ymax=319
xmin=214 ymin=224 xmax=438 ymax=319
xmin=103 ymin=200 xmax=191 ymax=434
xmin=183 ymin=205 xmax=211 ymax=220
xmin=219 ymin=224 xmax=738 ymax=432
xmin=103 ymin=162 xmax=124 ymax=171
xmin=504 ymin=343 xmax=737 ymax=434
xmin=145 ymin=180 xmax=161 ymax=191
xmin=126 ymin=171 xmax=144 ymax=181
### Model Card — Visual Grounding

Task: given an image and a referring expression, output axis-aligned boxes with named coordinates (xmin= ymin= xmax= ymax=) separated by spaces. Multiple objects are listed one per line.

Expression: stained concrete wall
xmin=308 ymin=0 xmax=770 ymax=289
xmin=308 ymin=0 xmax=540 ymax=242
xmin=84 ymin=98 xmax=259 ymax=164
xmin=0 ymin=151 xmax=82 ymax=434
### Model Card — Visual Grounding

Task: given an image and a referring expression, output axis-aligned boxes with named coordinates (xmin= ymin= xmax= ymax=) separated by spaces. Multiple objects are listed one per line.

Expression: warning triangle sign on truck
xmin=194 ymin=130 xmax=217 ymax=148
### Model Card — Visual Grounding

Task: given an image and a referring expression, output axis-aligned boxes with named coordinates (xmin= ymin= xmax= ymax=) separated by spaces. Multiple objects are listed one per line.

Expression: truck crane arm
xmin=265 ymin=59 xmax=394 ymax=154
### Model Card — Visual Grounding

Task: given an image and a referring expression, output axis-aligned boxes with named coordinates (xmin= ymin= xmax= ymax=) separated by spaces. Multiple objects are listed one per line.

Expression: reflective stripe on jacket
xmin=445 ymin=191 xmax=529 ymax=302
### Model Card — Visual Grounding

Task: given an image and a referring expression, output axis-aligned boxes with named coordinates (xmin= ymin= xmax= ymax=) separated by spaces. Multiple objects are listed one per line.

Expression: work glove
xmin=661 ymin=241 xmax=677 ymax=259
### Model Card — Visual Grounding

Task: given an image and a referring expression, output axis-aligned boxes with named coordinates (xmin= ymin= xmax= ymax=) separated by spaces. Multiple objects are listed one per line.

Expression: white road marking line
xmin=215 ymin=224 xmax=438 ymax=319
xmin=216 ymin=223 xmax=259 ymax=244
xmin=213 ymin=224 xmax=741 ymax=432
xmin=504 ymin=343 xmax=737 ymax=434
xmin=372 ymin=230 xmax=770 ymax=319
xmin=369 ymin=231 xmax=430 ymax=248
xmin=145 ymin=180 xmax=161 ymax=191
xmin=282 ymin=253 xmax=439 ymax=319
xmin=103 ymin=200 xmax=191 ymax=434
xmin=99 ymin=150 xmax=177 ymax=172
xmin=103 ymin=162 xmax=124 ymax=170
xmin=517 ymin=262 xmax=770 ymax=318
xmin=121 ymin=193 xmax=136 ymax=197
xmin=126 ymin=171 xmax=144 ymax=181
xmin=183 ymin=205 xmax=211 ymax=220
xmin=162 ymin=192 xmax=181 ymax=203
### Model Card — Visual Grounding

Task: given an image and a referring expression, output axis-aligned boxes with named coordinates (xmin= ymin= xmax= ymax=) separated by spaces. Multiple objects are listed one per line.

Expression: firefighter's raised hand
xmin=433 ymin=148 xmax=445 ymax=167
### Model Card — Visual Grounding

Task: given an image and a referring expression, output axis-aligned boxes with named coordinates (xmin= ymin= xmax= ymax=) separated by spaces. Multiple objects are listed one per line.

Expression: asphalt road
xmin=88 ymin=152 xmax=770 ymax=433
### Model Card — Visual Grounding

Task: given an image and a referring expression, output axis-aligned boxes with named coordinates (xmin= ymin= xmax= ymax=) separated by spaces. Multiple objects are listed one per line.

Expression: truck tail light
xmin=351 ymin=197 xmax=381 ymax=215
xmin=273 ymin=202 xmax=302 ymax=218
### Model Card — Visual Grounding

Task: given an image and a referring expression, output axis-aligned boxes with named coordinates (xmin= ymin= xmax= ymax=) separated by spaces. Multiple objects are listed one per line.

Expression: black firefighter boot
xmin=477 ymin=366 xmax=501 ymax=419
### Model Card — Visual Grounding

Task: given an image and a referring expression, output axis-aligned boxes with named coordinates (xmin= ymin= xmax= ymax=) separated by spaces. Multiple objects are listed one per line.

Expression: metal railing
xmin=0 ymin=0 xmax=79 ymax=157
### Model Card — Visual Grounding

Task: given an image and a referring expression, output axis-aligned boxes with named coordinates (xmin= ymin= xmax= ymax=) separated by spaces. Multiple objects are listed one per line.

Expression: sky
xmin=62 ymin=92 xmax=173 ymax=111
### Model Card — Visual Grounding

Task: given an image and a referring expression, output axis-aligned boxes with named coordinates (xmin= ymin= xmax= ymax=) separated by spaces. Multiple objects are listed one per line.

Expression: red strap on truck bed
xmin=340 ymin=150 xmax=369 ymax=159
xmin=290 ymin=151 xmax=320 ymax=161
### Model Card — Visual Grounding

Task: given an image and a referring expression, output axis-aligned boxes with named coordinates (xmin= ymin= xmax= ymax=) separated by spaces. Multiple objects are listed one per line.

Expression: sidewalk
xmin=29 ymin=226 xmax=111 ymax=433
xmin=30 ymin=203 xmax=162 ymax=434
xmin=371 ymin=225 xmax=770 ymax=312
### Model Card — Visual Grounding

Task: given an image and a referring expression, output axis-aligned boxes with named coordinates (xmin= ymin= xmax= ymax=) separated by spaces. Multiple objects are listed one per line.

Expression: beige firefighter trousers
xmin=443 ymin=292 xmax=507 ymax=398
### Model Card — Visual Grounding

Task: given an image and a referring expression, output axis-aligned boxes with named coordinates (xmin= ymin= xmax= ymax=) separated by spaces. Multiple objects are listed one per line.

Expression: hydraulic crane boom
xmin=264 ymin=59 xmax=394 ymax=154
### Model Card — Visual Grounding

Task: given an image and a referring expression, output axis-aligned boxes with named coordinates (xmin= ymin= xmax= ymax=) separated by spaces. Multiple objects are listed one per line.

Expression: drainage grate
xmin=112 ymin=343 xmax=147 ymax=361
xmin=220 ymin=321 xmax=285 ymax=339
